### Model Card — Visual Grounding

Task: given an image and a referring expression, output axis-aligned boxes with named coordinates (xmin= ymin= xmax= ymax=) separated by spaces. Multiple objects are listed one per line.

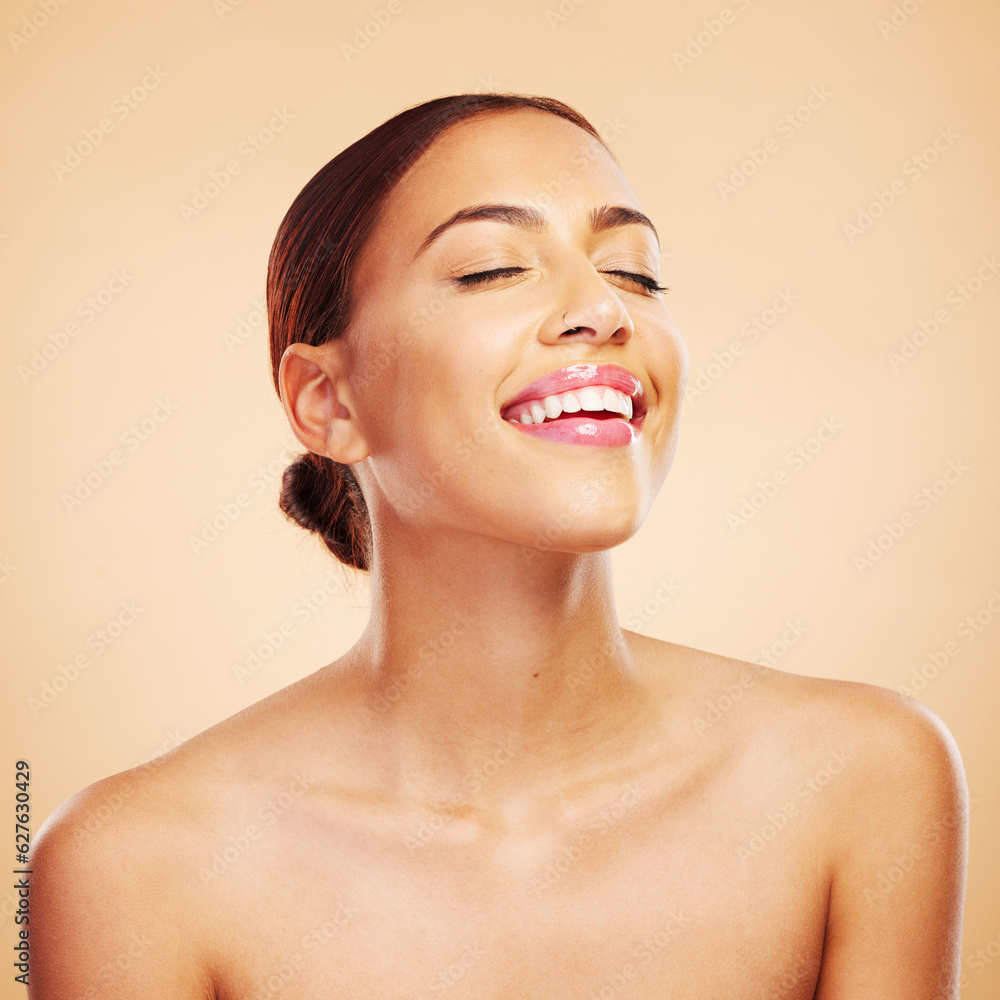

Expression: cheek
xmin=352 ymin=344 xmax=503 ymax=515
xmin=374 ymin=418 xmax=516 ymax=530
xmin=646 ymin=324 xmax=688 ymax=455
xmin=655 ymin=321 xmax=689 ymax=393
xmin=351 ymin=294 xmax=509 ymax=456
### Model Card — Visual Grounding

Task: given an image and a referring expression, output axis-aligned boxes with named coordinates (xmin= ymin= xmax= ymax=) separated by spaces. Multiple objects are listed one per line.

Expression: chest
xmin=211 ymin=792 xmax=829 ymax=1000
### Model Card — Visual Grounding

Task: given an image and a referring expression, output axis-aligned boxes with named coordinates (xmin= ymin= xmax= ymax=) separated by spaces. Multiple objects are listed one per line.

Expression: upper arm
xmin=26 ymin=781 xmax=216 ymax=1000
xmin=814 ymin=690 xmax=969 ymax=999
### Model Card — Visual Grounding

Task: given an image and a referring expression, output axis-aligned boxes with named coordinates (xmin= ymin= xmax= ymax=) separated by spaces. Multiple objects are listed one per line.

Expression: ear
xmin=278 ymin=341 xmax=369 ymax=464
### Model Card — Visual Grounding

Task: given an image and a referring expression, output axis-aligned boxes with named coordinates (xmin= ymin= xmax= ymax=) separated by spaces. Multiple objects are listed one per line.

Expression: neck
xmin=342 ymin=517 xmax=663 ymax=806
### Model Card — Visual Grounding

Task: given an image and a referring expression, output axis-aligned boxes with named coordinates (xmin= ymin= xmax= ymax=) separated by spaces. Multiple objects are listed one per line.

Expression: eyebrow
xmin=410 ymin=202 xmax=660 ymax=261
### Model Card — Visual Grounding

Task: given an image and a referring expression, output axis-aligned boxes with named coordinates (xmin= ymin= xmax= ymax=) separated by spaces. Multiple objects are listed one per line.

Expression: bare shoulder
xmin=31 ymin=667 xmax=329 ymax=866
xmin=641 ymin=628 xmax=959 ymax=741
xmin=27 ymin=672 xmax=330 ymax=999
xmin=634 ymin=633 xmax=969 ymax=994
xmin=630 ymin=629 xmax=968 ymax=824
xmin=28 ymin=751 xmax=220 ymax=998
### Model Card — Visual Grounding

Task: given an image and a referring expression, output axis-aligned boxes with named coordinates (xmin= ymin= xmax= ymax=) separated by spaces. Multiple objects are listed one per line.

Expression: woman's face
xmin=342 ymin=108 xmax=687 ymax=556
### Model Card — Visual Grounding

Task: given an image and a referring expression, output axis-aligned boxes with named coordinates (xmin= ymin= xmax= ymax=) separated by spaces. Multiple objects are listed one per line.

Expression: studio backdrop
xmin=1 ymin=1 xmax=998 ymax=996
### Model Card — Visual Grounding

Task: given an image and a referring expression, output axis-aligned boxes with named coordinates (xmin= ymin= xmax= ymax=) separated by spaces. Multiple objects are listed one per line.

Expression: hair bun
xmin=279 ymin=452 xmax=371 ymax=571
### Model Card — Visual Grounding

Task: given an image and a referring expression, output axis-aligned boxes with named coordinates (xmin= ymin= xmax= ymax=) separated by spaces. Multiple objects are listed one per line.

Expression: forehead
xmin=365 ymin=109 xmax=639 ymax=260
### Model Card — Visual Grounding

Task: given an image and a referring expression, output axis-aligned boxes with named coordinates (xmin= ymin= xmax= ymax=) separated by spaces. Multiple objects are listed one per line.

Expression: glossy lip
xmin=499 ymin=363 xmax=647 ymax=422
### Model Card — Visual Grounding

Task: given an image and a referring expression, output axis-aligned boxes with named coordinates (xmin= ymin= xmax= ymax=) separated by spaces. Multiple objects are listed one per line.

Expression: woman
xmin=29 ymin=93 xmax=967 ymax=999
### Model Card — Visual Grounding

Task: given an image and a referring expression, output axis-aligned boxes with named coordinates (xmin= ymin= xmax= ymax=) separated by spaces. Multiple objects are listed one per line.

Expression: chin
xmin=512 ymin=493 xmax=647 ymax=557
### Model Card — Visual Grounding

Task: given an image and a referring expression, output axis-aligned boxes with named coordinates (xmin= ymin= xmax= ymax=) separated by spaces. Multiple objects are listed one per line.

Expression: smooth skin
xmin=28 ymin=109 xmax=967 ymax=999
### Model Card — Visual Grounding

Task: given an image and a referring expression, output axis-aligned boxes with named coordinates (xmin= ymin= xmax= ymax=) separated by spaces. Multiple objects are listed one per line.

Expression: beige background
xmin=2 ymin=0 xmax=998 ymax=993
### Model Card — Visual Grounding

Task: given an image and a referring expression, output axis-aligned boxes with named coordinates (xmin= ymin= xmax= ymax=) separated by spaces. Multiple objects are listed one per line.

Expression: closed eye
xmin=603 ymin=270 xmax=669 ymax=295
xmin=455 ymin=266 xmax=527 ymax=287
xmin=455 ymin=267 xmax=668 ymax=294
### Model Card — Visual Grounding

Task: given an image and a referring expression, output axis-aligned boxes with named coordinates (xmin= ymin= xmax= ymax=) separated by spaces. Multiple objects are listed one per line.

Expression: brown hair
xmin=267 ymin=93 xmax=613 ymax=570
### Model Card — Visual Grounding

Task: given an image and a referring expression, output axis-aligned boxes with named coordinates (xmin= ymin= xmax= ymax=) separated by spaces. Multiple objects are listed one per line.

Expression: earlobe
xmin=278 ymin=342 xmax=369 ymax=464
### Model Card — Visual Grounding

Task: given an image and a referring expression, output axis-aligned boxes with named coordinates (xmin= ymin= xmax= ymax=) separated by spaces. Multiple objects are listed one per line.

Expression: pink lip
xmin=499 ymin=363 xmax=646 ymax=419
xmin=510 ymin=414 xmax=639 ymax=447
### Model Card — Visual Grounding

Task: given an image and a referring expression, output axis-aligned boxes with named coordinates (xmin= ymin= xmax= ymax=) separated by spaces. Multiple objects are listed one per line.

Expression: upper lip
xmin=500 ymin=363 xmax=647 ymax=420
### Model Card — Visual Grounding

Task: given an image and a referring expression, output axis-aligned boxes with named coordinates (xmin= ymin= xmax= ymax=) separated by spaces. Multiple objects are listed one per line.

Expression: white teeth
xmin=561 ymin=391 xmax=581 ymax=413
xmin=504 ymin=384 xmax=636 ymax=425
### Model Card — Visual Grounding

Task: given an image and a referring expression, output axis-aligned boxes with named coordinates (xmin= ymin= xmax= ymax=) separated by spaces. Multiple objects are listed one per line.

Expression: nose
xmin=539 ymin=260 xmax=635 ymax=347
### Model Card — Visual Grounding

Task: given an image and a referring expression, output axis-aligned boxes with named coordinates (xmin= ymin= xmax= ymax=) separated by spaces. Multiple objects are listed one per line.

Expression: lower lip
xmin=505 ymin=413 xmax=642 ymax=447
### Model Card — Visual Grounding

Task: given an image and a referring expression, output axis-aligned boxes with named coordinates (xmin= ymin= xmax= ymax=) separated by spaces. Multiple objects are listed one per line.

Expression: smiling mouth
xmin=498 ymin=363 xmax=648 ymax=447
xmin=502 ymin=384 xmax=637 ymax=426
